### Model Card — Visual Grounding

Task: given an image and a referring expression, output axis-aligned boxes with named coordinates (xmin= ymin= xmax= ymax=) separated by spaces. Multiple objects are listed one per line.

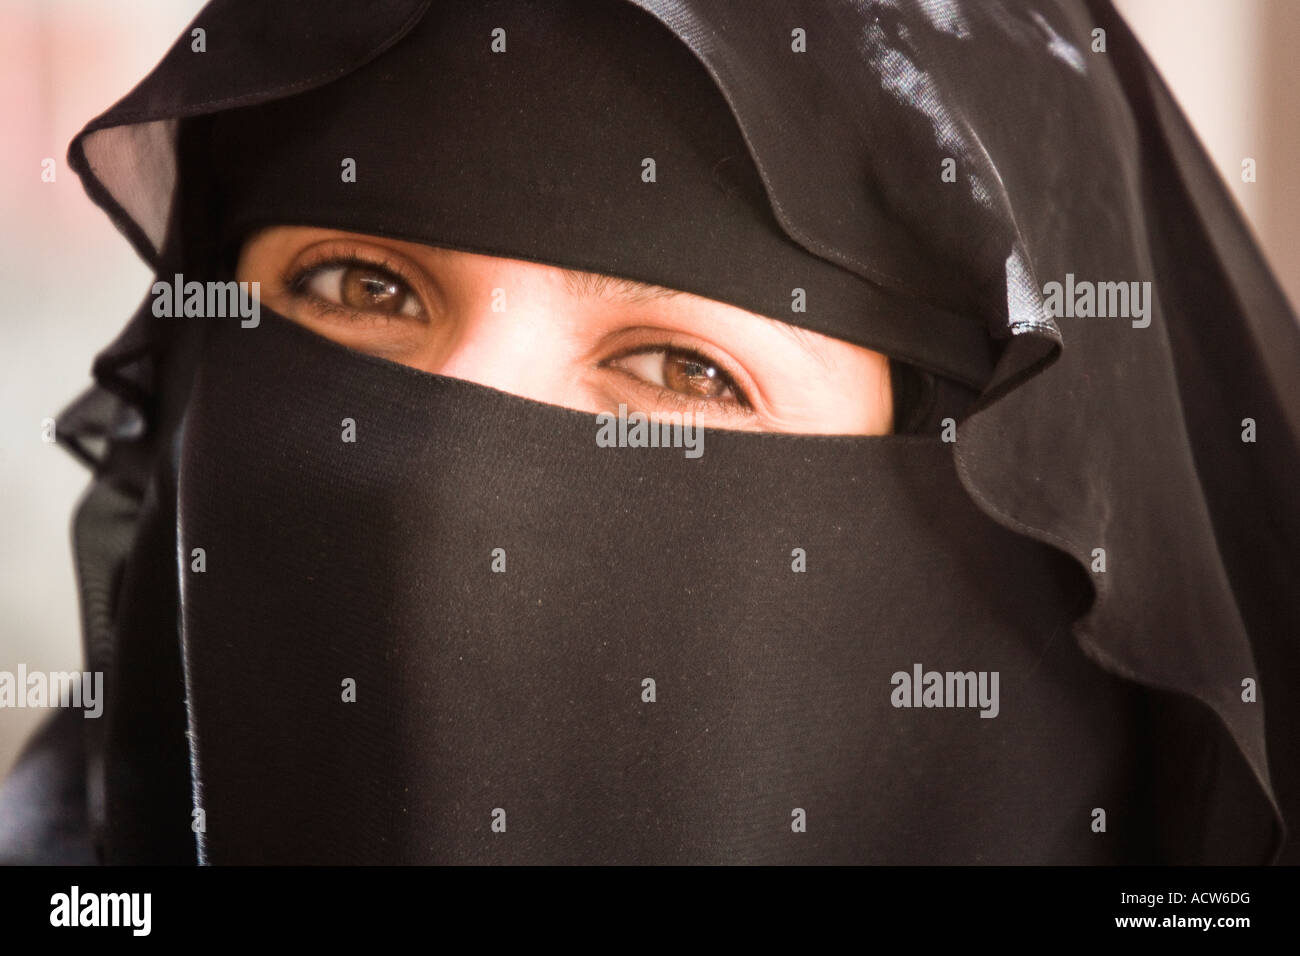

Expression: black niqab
xmin=15 ymin=0 xmax=1297 ymax=864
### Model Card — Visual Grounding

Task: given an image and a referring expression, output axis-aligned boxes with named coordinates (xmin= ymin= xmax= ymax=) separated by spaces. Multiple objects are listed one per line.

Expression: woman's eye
xmin=294 ymin=261 xmax=424 ymax=318
xmin=608 ymin=348 xmax=742 ymax=403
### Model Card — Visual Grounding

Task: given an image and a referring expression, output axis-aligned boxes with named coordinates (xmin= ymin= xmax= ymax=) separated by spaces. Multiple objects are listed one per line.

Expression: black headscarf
xmin=19 ymin=0 xmax=1299 ymax=863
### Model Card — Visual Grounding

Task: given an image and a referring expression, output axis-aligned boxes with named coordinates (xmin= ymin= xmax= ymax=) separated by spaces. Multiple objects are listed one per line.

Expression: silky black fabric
xmin=179 ymin=310 xmax=1153 ymax=864
xmin=15 ymin=0 xmax=1296 ymax=865
xmin=204 ymin=0 xmax=996 ymax=391
xmin=0 ymin=710 xmax=95 ymax=865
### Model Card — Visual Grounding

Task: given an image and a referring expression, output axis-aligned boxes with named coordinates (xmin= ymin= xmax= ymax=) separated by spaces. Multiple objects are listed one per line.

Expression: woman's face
xmin=237 ymin=226 xmax=894 ymax=434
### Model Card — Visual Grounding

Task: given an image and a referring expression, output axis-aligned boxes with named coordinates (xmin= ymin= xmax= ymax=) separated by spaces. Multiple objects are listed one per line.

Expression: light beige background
xmin=1 ymin=0 xmax=1298 ymax=780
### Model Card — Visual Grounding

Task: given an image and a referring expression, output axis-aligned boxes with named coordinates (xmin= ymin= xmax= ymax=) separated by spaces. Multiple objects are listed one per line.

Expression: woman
xmin=4 ymin=0 xmax=1297 ymax=864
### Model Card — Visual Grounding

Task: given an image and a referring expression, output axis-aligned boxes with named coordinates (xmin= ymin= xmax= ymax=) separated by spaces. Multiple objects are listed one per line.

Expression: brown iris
xmin=340 ymin=265 xmax=410 ymax=314
xmin=662 ymin=352 xmax=732 ymax=399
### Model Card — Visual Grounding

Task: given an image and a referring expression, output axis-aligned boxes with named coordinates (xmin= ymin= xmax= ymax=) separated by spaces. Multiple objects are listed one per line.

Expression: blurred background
xmin=1 ymin=0 xmax=1299 ymax=779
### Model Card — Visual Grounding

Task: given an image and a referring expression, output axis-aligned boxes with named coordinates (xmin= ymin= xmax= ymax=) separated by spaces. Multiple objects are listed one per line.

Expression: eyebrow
xmin=561 ymin=266 xmax=837 ymax=367
xmin=772 ymin=321 xmax=835 ymax=369
xmin=560 ymin=268 xmax=685 ymax=304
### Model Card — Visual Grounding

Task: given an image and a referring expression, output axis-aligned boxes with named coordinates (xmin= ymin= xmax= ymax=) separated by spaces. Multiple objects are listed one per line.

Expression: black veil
xmin=26 ymin=0 xmax=1300 ymax=863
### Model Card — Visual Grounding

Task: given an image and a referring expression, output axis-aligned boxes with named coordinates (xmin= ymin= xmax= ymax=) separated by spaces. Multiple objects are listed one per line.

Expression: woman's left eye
xmin=606 ymin=348 xmax=743 ymax=404
xmin=290 ymin=260 xmax=424 ymax=318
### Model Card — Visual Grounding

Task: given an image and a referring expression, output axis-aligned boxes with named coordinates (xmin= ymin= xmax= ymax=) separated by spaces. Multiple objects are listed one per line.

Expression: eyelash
xmin=281 ymin=251 xmax=752 ymax=411
xmin=602 ymin=345 xmax=752 ymax=412
xmin=281 ymin=247 xmax=422 ymax=323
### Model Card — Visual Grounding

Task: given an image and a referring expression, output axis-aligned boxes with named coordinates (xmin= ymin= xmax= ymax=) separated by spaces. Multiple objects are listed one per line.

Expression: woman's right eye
xmin=290 ymin=260 xmax=425 ymax=319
